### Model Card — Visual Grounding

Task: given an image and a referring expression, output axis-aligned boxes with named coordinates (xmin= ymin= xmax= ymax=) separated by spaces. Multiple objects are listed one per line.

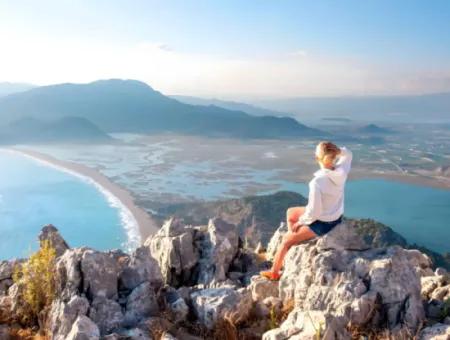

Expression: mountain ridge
xmin=0 ymin=79 xmax=323 ymax=139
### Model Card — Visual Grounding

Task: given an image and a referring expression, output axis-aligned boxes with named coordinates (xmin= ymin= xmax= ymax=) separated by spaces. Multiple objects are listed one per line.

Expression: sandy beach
xmin=11 ymin=148 xmax=160 ymax=242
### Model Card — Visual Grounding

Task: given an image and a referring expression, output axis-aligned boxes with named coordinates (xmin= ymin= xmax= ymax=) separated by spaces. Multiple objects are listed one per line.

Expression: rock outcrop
xmin=263 ymin=222 xmax=430 ymax=339
xmin=0 ymin=215 xmax=448 ymax=339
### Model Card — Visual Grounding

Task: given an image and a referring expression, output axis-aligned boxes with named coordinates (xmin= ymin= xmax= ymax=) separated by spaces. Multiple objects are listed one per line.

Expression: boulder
xmin=81 ymin=249 xmax=119 ymax=300
xmin=119 ymin=245 xmax=163 ymax=292
xmin=419 ymin=323 xmax=450 ymax=340
xmin=66 ymin=315 xmax=100 ymax=340
xmin=0 ymin=259 xmax=23 ymax=296
xmin=88 ymin=297 xmax=124 ymax=335
xmin=249 ymin=275 xmax=279 ymax=301
xmin=266 ymin=222 xmax=288 ymax=261
xmin=147 ymin=218 xmax=199 ymax=287
xmin=262 ymin=309 xmax=349 ymax=340
xmin=124 ymin=282 xmax=159 ymax=326
xmin=160 ymin=286 xmax=189 ymax=323
xmin=266 ymin=222 xmax=426 ymax=336
xmin=190 ymin=287 xmax=252 ymax=329
xmin=196 ymin=218 xmax=240 ymax=285
xmin=48 ymin=295 xmax=90 ymax=340
xmin=55 ymin=247 xmax=87 ymax=299
xmin=39 ymin=224 xmax=70 ymax=257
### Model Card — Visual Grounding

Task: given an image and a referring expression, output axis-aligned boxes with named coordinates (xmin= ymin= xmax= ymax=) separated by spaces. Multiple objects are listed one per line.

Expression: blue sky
xmin=1 ymin=0 xmax=450 ymax=98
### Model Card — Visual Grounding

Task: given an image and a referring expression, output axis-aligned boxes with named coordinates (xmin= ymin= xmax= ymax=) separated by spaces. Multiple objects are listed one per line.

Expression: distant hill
xmin=0 ymin=116 xmax=112 ymax=144
xmin=171 ymin=95 xmax=290 ymax=117
xmin=0 ymin=79 xmax=322 ymax=139
xmin=357 ymin=123 xmax=393 ymax=134
xmin=254 ymin=92 xmax=450 ymax=122
xmin=0 ymin=82 xmax=36 ymax=97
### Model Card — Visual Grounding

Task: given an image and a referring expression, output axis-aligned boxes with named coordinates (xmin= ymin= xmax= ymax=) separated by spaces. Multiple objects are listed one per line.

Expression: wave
xmin=3 ymin=149 xmax=142 ymax=252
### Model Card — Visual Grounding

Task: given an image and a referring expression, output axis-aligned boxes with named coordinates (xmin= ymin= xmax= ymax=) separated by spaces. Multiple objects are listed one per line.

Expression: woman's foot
xmin=260 ymin=270 xmax=281 ymax=281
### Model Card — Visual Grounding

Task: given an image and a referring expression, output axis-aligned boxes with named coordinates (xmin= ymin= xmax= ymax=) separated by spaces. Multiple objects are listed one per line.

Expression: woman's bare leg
xmin=271 ymin=226 xmax=317 ymax=275
xmin=286 ymin=206 xmax=305 ymax=232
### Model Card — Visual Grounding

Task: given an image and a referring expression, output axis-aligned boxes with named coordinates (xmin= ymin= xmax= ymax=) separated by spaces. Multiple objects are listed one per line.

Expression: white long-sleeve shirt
xmin=298 ymin=147 xmax=353 ymax=225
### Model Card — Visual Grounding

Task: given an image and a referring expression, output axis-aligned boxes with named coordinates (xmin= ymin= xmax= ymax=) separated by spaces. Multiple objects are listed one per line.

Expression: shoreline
xmin=8 ymin=148 xmax=159 ymax=245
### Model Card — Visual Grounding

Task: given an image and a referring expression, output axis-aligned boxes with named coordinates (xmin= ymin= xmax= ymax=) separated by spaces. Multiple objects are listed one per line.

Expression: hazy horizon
xmin=1 ymin=1 xmax=450 ymax=100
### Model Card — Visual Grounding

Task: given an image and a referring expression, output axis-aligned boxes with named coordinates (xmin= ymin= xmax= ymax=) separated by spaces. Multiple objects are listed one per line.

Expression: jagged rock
xmin=137 ymin=317 xmax=174 ymax=338
xmin=419 ymin=323 xmax=450 ymax=340
xmin=249 ymin=275 xmax=279 ymax=301
xmin=436 ymin=268 xmax=448 ymax=276
xmin=197 ymin=218 xmax=240 ymax=285
xmin=0 ymin=324 xmax=10 ymax=340
xmin=160 ymin=333 xmax=177 ymax=340
xmin=119 ymin=245 xmax=163 ymax=291
xmin=39 ymin=224 xmax=70 ymax=257
xmin=56 ymin=247 xmax=90 ymax=299
xmin=124 ymin=282 xmax=159 ymax=326
xmin=0 ymin=259 xmax=23 ymax=295
xmin=147 ymin=218 xmax=199 ymax=287
xmin=66 ymin=315 xmax=100 ymax=340
xmin=160 ymin=286 xmax=189 ymax=323
xmin=48 ymin=295 xmax=90 ymax=340
xmin=265 ymin=222 xmax=427 ymax=336
xmin=263 ymin=309 xmax=349 ymax=340
xmin=81 ymin=249 xmax=119 ymax=300
xmin=88 ymin=297 xmax=124 ymax=335
xmin=266 ymin=222 xmax=288 ymax=261
xmin=191 ymin=287 xmax=252 ymax=329
xmin=316 ymin=222 xmax=369 ymax=251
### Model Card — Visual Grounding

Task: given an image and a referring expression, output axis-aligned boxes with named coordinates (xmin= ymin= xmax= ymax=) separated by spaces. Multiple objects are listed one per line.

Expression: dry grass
xmin=12 ymin=240 xmax=57 ymax=330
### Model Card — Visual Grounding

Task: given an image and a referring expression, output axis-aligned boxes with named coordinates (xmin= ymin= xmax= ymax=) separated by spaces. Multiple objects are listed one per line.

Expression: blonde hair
xmin=315 ymin=141 xmax=340 ymax=166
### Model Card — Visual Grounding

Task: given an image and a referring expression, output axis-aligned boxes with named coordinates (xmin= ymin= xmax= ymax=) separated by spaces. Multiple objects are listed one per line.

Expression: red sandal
xmin=260 ymin=270 xmax=282 ymax=281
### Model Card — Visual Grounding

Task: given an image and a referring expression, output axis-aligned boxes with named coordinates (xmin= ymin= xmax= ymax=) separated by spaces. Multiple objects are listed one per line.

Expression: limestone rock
xmin=266 ymin=222 xmax=288 ymax=261
xmin=39 ymin=224 xmax=70 ymax=257
xmin=48 ymin=295 xmax=90 ymax=340
xmin=160 ymin=286 xmax=189 ymax=323
xmin=124 ymin=281 xmax=159 ymax=326
xmin=147 ymin=218 xmax=199 ymax=287
xmin=316 ymin=222 xmax=369 ymax=251
xmin=250 ymin=275 xmax=279 ymax=301
xmin=120 ymin=245 xmax=163 ymax=292
xmin=81 ymin=249 xmax=119 ymax=300
xmin=267 ymin=224 xmax=426 ymax=335
xmin=55 ymin=248 xmax=87 ymax=299
xmin=419 ymin=323 xmax=450 ymax=340
xmin=197 ymin=218 xmax=240 ymax=285
xmin=190 ymin=287 xmax=252 ymax=329
xmin=0 ymin=259 xmax=23 ymax=296
xmin=88 ymin=297 xmax=124 ymax=335
xmin=262 ymin=309 xmax=349 ymax=340
xmin=66 ymin=315 xmax=100 ymax=340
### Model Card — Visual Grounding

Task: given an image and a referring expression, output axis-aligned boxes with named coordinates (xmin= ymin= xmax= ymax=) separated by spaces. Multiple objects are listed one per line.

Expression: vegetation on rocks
xmin=12 ymin=240 xmax=57 ymax=327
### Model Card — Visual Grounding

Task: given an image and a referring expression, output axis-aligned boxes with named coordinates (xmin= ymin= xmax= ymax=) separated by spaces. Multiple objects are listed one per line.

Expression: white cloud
xmin=0 ymin=32 xmax=449 ymax=99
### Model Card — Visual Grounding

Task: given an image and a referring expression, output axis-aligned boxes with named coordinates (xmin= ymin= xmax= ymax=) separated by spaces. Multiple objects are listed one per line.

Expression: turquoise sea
xmin=0 ymin=150 xmax=133 ymax=260
xmin=0 ymin=149 xmax=449 ymax=260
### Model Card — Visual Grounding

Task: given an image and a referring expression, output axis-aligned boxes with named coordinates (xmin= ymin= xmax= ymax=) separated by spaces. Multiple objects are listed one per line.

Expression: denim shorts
xmin=308 ymin=216 xmax=342 ymax=236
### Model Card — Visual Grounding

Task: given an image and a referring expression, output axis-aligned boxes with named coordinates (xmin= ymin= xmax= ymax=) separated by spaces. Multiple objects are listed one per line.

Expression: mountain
xmin=0 ymin=116 xmax=112 ymax=144
xmin=0 ymin=82 xmax=36 ymax=97
xmin=254 ymin=92 xmax=450 ymax=123
xmin=0 ymin=79 xmax=322 ymax=139
xmin=171 ymin=95 xmax=290 ymax=117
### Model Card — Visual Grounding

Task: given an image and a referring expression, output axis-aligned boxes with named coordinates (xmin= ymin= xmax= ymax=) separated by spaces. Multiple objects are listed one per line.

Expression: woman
xmin=261 ymin=141 xmax=352 ymax=281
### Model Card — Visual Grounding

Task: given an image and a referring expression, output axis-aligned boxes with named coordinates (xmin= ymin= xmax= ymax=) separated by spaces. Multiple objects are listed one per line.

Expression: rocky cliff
xmin=0 ymin=219 xmax=449 ymax=339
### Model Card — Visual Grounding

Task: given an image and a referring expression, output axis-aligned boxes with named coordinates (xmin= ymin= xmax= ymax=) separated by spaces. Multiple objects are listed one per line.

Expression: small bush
xmin=12 ymin=240 xmax=57 ymax=327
